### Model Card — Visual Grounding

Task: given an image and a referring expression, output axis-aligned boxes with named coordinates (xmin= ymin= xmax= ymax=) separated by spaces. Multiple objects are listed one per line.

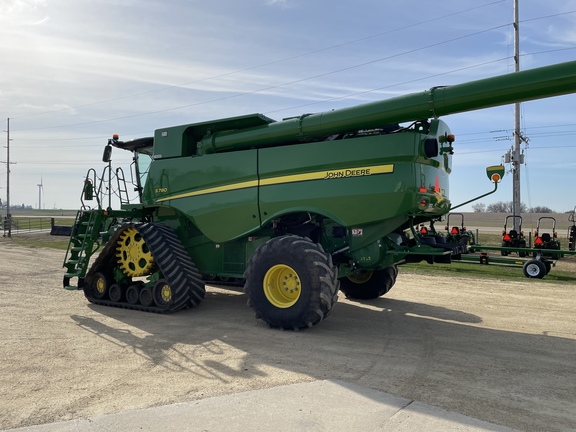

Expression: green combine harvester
xmin=63 ymin=60 xmax=576 ymax=329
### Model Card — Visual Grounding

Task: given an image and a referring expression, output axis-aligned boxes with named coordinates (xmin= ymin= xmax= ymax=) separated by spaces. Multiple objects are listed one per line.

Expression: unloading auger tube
xmin=83 ymin=223 xmax=205 ymax=313
xmin=197 ymin=60 xmax=576 ymax=154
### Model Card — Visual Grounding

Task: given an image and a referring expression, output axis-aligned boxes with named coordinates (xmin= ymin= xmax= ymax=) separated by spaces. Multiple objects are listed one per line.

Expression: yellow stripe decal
xmin=156 ymin=180 xmax=259 ymax=202
xmin=260 ymin=164 xmax=394 ymax=185
xmin=155 ymin=164 xmax=394 ymax=203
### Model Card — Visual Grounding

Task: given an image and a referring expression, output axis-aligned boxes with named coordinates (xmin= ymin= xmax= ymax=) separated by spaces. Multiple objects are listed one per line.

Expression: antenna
xmin=37 ymin=176 xmax=44 ymax=210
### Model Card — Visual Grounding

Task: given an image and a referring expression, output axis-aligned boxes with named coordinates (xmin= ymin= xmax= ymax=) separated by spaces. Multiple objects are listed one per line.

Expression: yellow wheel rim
xmin=95 ymin=276 xmax=106 ymax=294
xmin=347 ymin=271 xmax=373 ymax=284
xmin=116 ymin=227 xmax=155 ymax=277
xmin=160 ymin=284 xmax=172 ymax=303
xmin=263 ymin=264 xmax=301 ymax=308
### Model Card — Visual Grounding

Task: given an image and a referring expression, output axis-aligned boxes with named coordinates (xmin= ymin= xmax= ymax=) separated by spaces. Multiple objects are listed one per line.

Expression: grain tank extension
xmin=63 ymin=61 xmax=576 ymax=329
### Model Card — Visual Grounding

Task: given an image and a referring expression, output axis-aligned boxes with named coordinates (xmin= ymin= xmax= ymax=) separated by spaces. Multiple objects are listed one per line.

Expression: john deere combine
xmin=63 ymin=60 xmax=576 ymax=329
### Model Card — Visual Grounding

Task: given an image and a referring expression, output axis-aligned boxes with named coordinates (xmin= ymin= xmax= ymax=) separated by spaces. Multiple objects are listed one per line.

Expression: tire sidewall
xmin=245 ymin=236 xmax=338 ymax=329
xmin=340 ymin=266 xmax=397 ymax=300
xmin=523 ymin=260 xmax=545 ymax=279
xmin=247 ymin=240 xmax=321 ymax=324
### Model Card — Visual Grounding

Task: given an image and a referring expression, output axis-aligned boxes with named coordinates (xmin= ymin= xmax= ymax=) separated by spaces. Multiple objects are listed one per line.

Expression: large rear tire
xmin=244 ymin=236 xmax=339 ymax=330
xmin=339 ymin=266 xmax=398 ymax=300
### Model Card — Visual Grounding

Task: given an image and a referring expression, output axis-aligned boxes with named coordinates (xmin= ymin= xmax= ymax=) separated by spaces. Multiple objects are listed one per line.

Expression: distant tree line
xmin=472 ymin=201 xmax=555 ymax=213
xmin=0 ymin=201 xmax=34 ymax=210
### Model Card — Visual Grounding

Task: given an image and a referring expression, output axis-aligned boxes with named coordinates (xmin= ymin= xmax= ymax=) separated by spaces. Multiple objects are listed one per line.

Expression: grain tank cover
xmin=153 ymin=114 xmax=276 ymax=159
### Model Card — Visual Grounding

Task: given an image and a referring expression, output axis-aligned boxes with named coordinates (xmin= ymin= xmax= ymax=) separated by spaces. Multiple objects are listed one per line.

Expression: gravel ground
xmin=1 ymin=241 xmax=575 ymax=431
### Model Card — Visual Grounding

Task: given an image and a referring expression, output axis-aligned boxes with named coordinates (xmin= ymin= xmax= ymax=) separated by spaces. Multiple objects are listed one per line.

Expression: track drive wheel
xmin=244 ymin=235 xmax=339 ymax=330
xmin=339 ymin=266 xmax=398 ymax=300
xmin=116 ymin=227 xmax=155 ymax=277
xmin=522 ymin=259 xmax=546 ymax=279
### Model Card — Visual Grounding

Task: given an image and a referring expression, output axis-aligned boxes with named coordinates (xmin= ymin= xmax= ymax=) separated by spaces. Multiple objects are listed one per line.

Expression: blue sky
xmin=1 ymin=0 xmax=576 ymax=212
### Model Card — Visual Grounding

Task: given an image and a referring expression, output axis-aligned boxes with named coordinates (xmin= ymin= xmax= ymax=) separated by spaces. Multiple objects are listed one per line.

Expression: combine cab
xmin=62 ymin=60 xmax=576 ymax=329
xmin=501 ymin=215 xmax=527 ymax=257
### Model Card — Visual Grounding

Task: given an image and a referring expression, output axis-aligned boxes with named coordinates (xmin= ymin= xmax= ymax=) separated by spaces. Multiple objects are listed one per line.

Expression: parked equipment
xmin=534 ymin=216 xmax=561 ymax=259
xmin=63 ymin=60 xmax=576 ymax=329
xmin=444 ymin=213 xmax=475 ymax=249
xmin=568 ymin=207 xmax=576 ymax=251
xmin=501 ymin=215 xmax=527 ymax=257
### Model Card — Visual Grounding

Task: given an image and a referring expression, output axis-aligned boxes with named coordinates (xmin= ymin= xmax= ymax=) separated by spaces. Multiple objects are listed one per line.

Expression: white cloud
xmin=1 ymin=0 xmax=576 ymax=209
xmin=0 ymin=0 xmax=48 ymax=25
xmin=264 ymin=0 xmax=296 ymax=8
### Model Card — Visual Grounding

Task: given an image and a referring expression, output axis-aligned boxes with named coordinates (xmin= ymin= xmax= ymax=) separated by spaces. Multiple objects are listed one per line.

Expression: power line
xmin=11 ymin=23 xmax=516 ymax=132
xmin=6 ymin=0 xmax=507 ymax=123
xmin=11 ymin=45 xmax=576 ymax=146
xmin=7 ymin=9 xmax=576 ymax=140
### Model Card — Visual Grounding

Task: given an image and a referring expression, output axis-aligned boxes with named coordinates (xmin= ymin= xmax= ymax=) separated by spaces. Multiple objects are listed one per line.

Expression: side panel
xmin=144 ymin=150 xmax=260 ymax=243
xmin=258 ymin=130 xmax=450 ymax=232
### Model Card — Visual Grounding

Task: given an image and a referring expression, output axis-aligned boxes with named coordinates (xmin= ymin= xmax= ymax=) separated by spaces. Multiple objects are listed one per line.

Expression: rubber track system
xmin=85 ymin=223 xmax=205 ymax=313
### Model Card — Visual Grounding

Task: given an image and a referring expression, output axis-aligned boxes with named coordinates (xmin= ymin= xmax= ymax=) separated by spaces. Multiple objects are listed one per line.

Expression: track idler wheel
xmin=153 ymin=279 xmax=174 ymax=310
xmin=90 ymin=272 xmax=110 ymax=300
xmin=108 ymin=283 xmax=126 ymax=302
xmin=126 ymin=285 xmax=140 ymax=304
xmin=139 ymin=287 xmax=154 ymax=306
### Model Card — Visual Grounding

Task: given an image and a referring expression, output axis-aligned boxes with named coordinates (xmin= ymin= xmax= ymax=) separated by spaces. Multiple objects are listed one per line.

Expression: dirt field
xmin=1 ymin=241 xmax=575 ymax=431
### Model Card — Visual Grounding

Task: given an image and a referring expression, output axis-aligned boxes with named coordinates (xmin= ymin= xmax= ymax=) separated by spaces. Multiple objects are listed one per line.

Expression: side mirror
xmin=486 ymin=165 xmax=505 ymax=183
xmin=102 ymin=144 xmax=112 ymax=163
xmin=83 ymin=179 xmax=94 ymax=201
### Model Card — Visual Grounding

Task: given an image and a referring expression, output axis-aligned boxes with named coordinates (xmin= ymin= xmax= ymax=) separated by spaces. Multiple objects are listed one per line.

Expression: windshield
xmin=136 ymin=151 xmax=152 ymax=189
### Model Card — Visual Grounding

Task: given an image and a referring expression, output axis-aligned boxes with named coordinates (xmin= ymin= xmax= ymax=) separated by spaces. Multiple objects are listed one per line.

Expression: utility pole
xmin=504 ymin=0 xmax=526 ymax=231
xmin=512 ymin=0 xmax=521 ymax=230
xmin=2 ymin=118 xmax=16 ymax=238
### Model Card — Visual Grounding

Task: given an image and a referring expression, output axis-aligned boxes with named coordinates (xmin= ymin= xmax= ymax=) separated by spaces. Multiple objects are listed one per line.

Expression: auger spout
xmin=196 ymin=60 xmax=576 ymax=154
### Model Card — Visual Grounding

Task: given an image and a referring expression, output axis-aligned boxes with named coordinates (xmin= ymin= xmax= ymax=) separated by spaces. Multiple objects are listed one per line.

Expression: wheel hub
xmin=347 ymin=271 xmax=373 ymax=284
xmin=263 ymin=264 xmax=301 ymax=308
xmin=160 ymin=284 xmax=172 ymax=303
xmin=95 ymin=277 xmax=106 ymax=295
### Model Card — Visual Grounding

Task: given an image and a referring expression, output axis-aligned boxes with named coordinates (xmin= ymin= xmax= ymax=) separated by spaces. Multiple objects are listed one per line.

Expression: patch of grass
xmin=1 ymin=233 xmax=70 ymax=250
xmin=472 ymin=233 xmax=504 ymax=246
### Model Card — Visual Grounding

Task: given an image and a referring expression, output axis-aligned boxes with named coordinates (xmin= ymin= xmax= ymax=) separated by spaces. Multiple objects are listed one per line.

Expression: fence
xmin=2 ymin=217 xmax=72 ymax=235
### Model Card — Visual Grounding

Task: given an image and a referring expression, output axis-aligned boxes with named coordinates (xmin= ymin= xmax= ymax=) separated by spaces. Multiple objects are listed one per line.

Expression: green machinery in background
xmin=63 ymin=60 xmax=576 ymax=329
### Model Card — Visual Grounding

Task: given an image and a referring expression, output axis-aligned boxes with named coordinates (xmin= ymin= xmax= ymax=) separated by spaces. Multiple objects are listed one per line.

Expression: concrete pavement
xmin=6 ymin=380 xmax=520 ymax=432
